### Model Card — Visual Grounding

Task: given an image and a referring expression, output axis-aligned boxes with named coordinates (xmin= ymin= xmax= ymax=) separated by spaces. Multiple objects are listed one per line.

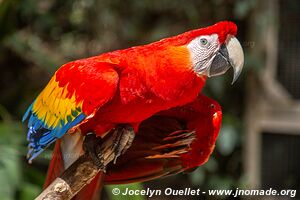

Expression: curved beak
xmin=209 ymin=36 xmax=244 ymax=84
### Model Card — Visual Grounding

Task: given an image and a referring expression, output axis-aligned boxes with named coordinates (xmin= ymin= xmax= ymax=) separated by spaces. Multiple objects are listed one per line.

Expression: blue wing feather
xmin=23 ymin=105 xmax=86 ymax=163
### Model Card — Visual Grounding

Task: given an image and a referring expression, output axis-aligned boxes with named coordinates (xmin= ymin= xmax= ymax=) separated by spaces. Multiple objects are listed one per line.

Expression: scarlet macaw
xmin=23 ymin=21 xmax=244 ymax=198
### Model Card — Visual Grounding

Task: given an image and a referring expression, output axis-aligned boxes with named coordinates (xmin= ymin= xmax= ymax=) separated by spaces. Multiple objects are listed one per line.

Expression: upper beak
xmin=209 ymin=36 xmax=244 ymax=84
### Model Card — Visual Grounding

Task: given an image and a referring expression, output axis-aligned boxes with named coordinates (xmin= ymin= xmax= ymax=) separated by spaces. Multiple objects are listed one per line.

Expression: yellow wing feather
xmin=32 ymin=76 xmax=83 ymax=128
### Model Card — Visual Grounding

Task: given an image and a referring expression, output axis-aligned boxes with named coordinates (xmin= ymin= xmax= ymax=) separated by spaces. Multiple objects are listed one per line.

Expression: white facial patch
xmin=187 ymin=34 xmax=220 ymax=75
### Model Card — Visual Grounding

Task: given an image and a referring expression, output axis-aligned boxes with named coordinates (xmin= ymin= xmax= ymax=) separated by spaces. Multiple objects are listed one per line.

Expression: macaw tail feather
xmin=44 ymin=140 xmax=64 ymax=188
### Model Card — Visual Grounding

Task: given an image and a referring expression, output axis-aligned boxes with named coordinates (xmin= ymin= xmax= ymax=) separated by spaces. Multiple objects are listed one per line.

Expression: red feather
xmin=44 ymin=140 xmax=64 ymax=188
xmin=104 ymin=94 xmax=222 ymax=184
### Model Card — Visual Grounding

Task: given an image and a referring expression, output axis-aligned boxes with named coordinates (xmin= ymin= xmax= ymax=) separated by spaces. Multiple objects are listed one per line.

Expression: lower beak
xmin=209 ymin=36 xmax=244 ymax=84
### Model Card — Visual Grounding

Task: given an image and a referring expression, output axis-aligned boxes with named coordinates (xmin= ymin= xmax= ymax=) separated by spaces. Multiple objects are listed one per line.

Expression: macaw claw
xmin=83 ymin=125 xmax=135 ymax=172
xmin=110 ymin=125 xmax=135 ymax=164
xmin=83 ymin=134 xmax=106 ymax=171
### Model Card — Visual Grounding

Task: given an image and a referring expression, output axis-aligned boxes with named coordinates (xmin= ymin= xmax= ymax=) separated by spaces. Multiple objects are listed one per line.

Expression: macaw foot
xmin=83 ymin=124 xmax=135 ymax=172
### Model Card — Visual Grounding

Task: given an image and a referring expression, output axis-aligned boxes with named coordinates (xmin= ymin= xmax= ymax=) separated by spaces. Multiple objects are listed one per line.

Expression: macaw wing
xmin=104 ymin=116 xmax=188 ymax=184
xmin=23 ymin=58 xmax=119 ymax=162
xmin=104 ymin=94 xmax=222 ymax=184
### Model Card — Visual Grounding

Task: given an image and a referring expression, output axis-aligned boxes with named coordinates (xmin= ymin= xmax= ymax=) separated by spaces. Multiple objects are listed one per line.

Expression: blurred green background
xmin=0 ymin=0 xmax=299 ymax=199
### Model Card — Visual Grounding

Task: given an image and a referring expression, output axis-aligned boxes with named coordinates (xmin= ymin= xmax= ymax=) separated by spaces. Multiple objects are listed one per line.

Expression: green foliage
xmin=19 ymin=183 xmax=40 ymax=200
xmin=0 ymin=122 xmax=23 ymax=200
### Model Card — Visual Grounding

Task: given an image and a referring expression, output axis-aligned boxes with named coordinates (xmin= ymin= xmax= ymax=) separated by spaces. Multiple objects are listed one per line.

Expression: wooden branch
xmin=35 ymin=129 xmax=124 ymax=199
xmin=35 ymin=154 xmax=104 ymax=200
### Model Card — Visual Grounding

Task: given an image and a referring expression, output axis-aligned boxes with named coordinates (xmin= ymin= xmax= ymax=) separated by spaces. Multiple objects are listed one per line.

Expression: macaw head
xmin=164 ymin=21 xmax=244 ymax=83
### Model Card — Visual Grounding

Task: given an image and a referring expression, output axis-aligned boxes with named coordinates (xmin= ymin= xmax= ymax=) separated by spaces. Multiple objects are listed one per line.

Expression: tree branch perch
xmin=35 ymin=127 xmax=133 ymax=199
xmin=35 ymin=153 xmax=105 ymax=200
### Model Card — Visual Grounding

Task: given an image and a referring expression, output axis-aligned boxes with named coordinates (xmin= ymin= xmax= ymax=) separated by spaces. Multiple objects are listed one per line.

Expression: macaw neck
xmin=119 ymin=45 xmax=203 ymax=101
xmin=102 ymin=43 xmax=194 ymax=71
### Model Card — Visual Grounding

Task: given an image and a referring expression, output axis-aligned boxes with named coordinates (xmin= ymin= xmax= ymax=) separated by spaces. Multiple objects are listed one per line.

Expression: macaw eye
xmin=200 ymin=38 xmax=208 ymax=46
xmin=210 ymin=104 xmax=215 ymax=109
